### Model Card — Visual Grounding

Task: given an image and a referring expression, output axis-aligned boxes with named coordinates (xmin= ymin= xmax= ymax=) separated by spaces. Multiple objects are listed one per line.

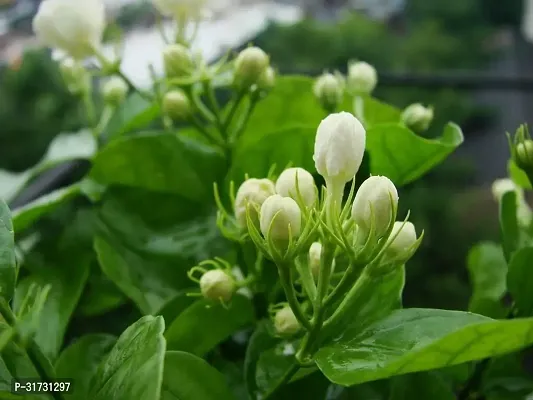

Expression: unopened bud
xmin=347 ymin=61 xmax=377 ymax=95
xmin=401 ymin=103 xmax=434 ymax=132
xmin=163 ymin=43 xmax=193 ymax=78
xmin=257 ymin=66 xmax=276 ymax=90
xmin=274 ymin=306 xmax=300 ymax=336
xmin=101 ymin=77 xmax=128 ymax=106
xmin=384 ymin=221 xmax=418 ymax=264
xmin=516 ymin=140 xmax=533 ymax=169
xmin=234 ymin=178 xmax=276 ymax=230
xmin=59 ymin=58 xmax=88 ymax=95
xmin=313 ymin=73 xmax=344 ymax=112
xmin=308 ymin=242 xmax=322 ymax=279
xmin=233 ymin=46 xmax=270 ymax=89
xmin=351 ymin=176 xmax=398 ymax=239
xmin=199 ymin=269 xmax=235 ymax=302
xmin=275 ymin=167 xmax=316 ymax=208
xmin=260 ymin=194 xmax=302 ymax=241
xmin=163 ymin=90 xmax=191 ymax=121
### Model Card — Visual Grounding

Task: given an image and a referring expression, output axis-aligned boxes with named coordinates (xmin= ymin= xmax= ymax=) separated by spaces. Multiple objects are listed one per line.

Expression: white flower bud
xmin=313 ymin=73 xmax=344 ymax=111
xmin=234 ymin=178 xmax=276 ymax=230
xmin=351 ymin=176 xmax=398 ymax=238
xmin=257 ymin=66 xmax=276 ymax=90
xmin=401 ymin=103 xmax=434 ymax=132
xmin=200 ymin=269 xmax=236 ymax=302
xmin=347 ymin=61 xmax=377 ymax=94
xmin=233 ymin=47 xmax=270 ymax=89
xmin=153 ymin=0 xmax=207 ymax=20
xmin=274 ymin=306 xmax=300 ymax=336
xmin=516 ymin=140 xmax=533 ymax=168
xmin=163 ymin=44 xmax=193 ymax=78
xmin=260 ymin=195 xmax=302 ymax=241
xmin=101 ymin=77 xmax=128 ymax=106
xmin=163 ymin=90 xmax=191 ymax=121
xmin=492 ymin=178 xmax=532 ymax=225
xmin=275 ymin=167 xmax=316 ymax=208
xmin=32 ymin=0 xmax=105 ymax=60
xmin=492 ymin=178 xmax=519 ymax=202
xmin=384 ymin=221 xmax=418 ymax=262
xmin=313 ymin=112 xmax=366 ymax=187
xmin=308 ymin=242 xmax=322 ymax=278
xmin=59 ymin=58 xmax=88 ymax=94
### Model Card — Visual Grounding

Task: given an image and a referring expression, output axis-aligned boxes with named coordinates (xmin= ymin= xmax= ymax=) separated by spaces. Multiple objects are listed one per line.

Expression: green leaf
xmin=77 ymin=271 xmax=126 ymax=317
xmin=13 ymin=252 xmax=91 ymax=361
xmin=230 ymin=126 xmax=315 ymax=183
xmin=105 ymin=93 xmax=160 ymax=140
xmin=500 ymin=191 xmax=520 ymax=263
xmin=165 ymin=295 xmax=254 ymax=357
xmin=0 ymin=200 xmax=15 ymax=301
xmin=11 ymin=184 xmax=81 ymax=233
xmin=389 ymin=372 xmax=455 ymax=400
xmin=507 ymin=247 xmax=533 ymax=316
xmin=90 ymin=131 xmax=226 ymax=201
xmin=508 ymin=159 xmax=532 ymax=189
xmin=88 ymin=315 xmax=166 ymax=400
xmin=355 ymin=95 xmax=401 ymax=126
xmin=154 ymin=292 xmax=196 ymax=325
xmin=161 ymin=351 xmax=236 ymax=400
xmin=94 ymin=188 xmax=228 ymax=315
xmin=315 ymin=308 xmax=533 ymax=386
xmin=365 ymin=123 xmax=464 ymax=186
xmin=482 ymin=354 xmax=533 ymax=399
xmin=55 ymin=334 xmax=116 ymax=400
xmin=467 ymin=242 xmax=508 ymax=318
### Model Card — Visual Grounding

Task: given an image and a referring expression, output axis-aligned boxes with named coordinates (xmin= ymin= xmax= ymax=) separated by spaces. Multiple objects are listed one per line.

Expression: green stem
xmin=0 ymin=299 xmax=64 ymax=400
xmin=115 ymin=70 xmax=153 ymax=101
xmin=277 ymin=263 xmax=312 ymax=331
xmin=95 ymin=105 xmax=114 ymax=138
xmin=82 ymin=90 xmax=96 ymax=132
xmin=229 ymin=92 xmax=259 ymax=144
xmin=262 ymin=363 xmax=299 ymax=400
xmin=354 ymin=95 xmax=365 ymax=125
xmin=189 ymin=85 xmax=216 ymax=123
xmin=323 ymin=261 xmax=364 ymax=311
xmin=295 ymin=259 xmax=317 ymax=301
xmin=222 ymin=89 xmax=247 ymax=133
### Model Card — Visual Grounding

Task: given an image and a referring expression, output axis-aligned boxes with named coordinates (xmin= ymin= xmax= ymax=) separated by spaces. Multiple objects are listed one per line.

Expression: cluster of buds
xmin=233 ymin=46 xmax=275 ymax=92
xmin=401 ymin=103 xmax=434 ymax=133
xmin=509 ymin=125 xmax=533 ymax=177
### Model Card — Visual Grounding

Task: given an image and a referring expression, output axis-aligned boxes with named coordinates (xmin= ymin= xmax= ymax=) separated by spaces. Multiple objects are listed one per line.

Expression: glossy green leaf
xmin=13 ymin=252 xmax=91 ymax=361
xmin=105 ymin=93 xmax=160 ymax=140
xmin=508 ymin=159 xmax=532 ymax=189
xmin=11 ymin=184 xmax=81 ymax=233
xmin=315 ymin=308 xmax=533 ymax=386
xmin=0 ymin=200 xmax=15 ymax=301
xmin=154 ymin=292 xmax=196 ymax=325
xmin=467 ymin=242 xmax=508 ymax=318
xmin=354 ymin=95 xmax=401 ymax=126
xmin=365 ymin=123 xmax=463 ymax=186
xmin=165 ymin=295 xmax=254 ymax=357
xmin=161 ymin=351 xmax=236 ymax=400
xmin=77 ymin=272 xmax=126 ymax=317
xmin=88 ymin=315 xmax=166 ymax=400
xmin=90 ymin=131 xmax=226 ymax=201
xmin=55 ymin=334 xmax=116 ymax=400
xmin=94 ymin=187 xmax=228 ymax=314
xmin=507 ymin=247 xmax=533 ymax=317
xmin=500 ymin=191 xmax=520 ymax=263
xmin=389 ymin=372 xmax=455 ymax=400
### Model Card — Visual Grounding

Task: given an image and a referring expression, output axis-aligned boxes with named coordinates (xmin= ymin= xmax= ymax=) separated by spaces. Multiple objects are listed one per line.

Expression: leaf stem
xmin=277 ymin=263 xmax=312 ymax=331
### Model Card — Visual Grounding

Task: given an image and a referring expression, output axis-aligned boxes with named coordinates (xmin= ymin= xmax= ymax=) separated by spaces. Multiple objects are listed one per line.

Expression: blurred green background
xmin=1 ymin=0 xmax=525 ymax=310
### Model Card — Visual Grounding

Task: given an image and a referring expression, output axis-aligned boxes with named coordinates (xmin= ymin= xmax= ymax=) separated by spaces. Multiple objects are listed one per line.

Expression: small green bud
xmin=274 ymin=306 xmax=300 ymax=336
xmin=259 ymin=194 xmax=302 ymax=241
xmin=200 ymin=269 xmax=236 ymax=302
xmin=383 ymin=221 xmax=418 ymax=264
xmin=59 ymin=58 xmax=88 ymax=95
xmin=347 ymin=61 xmax=377 ymax=94
xmin=101 ymin=76 xmax=128 ymax=106
xmin=351 ymin=176 xmax=398 ymax=239
xmin=257 ymin=66 xmax=276 ymax=90
xmin=275 ymin=167 xmax=316 ymax=208
xmin=234 ymin=178 xmax=276 ymax=230
xmin=313 ymin=73 xmax=344 ymax=112
xmin=401 ymin=103 xmax=434 ymax=132
xmin=233 ymin=46 xmax=270 ymax=89
xmin=162 ymin=43 xmax=193 ymax=78
xmin=308 ymin=242 xmax=322 ymax=279
xmin=162 ymin=90 xmax=191 ymax=121
xmin=516 ymin=140 xmax=533 ymax=169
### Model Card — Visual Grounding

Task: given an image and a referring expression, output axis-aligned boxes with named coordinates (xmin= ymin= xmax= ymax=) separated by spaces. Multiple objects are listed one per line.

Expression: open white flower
xmin=32 ymin=0 xmax=105 ymax=60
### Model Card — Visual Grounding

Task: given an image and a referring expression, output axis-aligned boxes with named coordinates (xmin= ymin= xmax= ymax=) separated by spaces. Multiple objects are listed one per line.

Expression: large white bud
xmin=275 ymin=167 xmax=316 ymax=208
xmin=401 ymin=103 xmax=434 ymax=132
xmin=313 ymin=112 xmax=366 ymax=188
xmin=384 ymin=221 xmax=418 ymax=263
xmin=259 ymin=195 xmax=302 ymax=241
xmin=274 ymin=306 xmax=300 ymax=336
xmin=234 ymin=179 xmax=276 ymax=230
xmin=351 ymin=176 xmax=398 ymax=238
xmin=32 ymin=0 xmax=105 ymax=60
xmin=347 ymin=61 xmax=377 ymax=95
xmin=199 ymin=270 xmax=236 ymax=302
